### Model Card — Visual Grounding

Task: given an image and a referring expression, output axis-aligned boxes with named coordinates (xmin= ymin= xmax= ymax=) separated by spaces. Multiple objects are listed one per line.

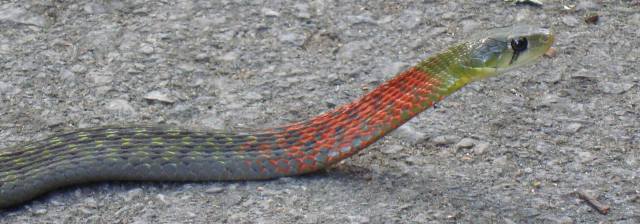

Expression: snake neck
xmin=258 ymin=46 xmax=476 ymax=175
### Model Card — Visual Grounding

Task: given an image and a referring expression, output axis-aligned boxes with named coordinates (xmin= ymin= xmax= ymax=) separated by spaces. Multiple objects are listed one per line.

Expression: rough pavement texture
xmin=0 ymin=0 xmax=638 ymax=223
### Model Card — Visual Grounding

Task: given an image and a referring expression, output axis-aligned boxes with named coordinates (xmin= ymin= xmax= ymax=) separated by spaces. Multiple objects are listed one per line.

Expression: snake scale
xmin=0 ymin=25 xmax=553 ymax=209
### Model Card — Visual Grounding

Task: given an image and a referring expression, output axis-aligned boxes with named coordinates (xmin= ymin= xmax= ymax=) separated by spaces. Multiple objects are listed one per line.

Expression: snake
xmin=0 ymin=25 xmax=554 ymax=209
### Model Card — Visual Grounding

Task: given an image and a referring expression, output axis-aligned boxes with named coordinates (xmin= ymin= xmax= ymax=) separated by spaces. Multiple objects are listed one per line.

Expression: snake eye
xmin=510 ymin=37 xmax=528 ymax=52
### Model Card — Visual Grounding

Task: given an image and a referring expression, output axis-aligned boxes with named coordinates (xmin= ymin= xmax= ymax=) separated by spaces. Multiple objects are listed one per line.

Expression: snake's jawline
xmin=0 ymin=47 xmax=466 ymax=209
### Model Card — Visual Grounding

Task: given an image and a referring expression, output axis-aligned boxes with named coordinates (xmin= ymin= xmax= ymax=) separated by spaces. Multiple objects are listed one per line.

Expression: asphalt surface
xmin=0 ymin=0 xmax=638 ymax=223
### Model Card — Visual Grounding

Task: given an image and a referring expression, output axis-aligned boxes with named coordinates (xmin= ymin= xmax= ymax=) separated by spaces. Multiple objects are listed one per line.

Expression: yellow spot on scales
xmin=134 ymin=128 xmax=149 ymax=137
xmin=95 ymin=140 xmax=104 ymax=148
xmin=105 ymin=148 xmax=120 ymax=159
xmin=181 ymin=136 xmax=192 ymax=145
xmin=163 ymin=148 xmax=177 ymax=159
xmin=12 ymin=157 xmax=25 ymax=166
xmin=4 ymin=174 xmax=17 ymax=182
xmin=225 ymin=137 xmax=234 ymax=145
xmin=121 ymin=138 xmax=132 ymax=146
xmin=246 ymin=135 xmax=258 ymax=143
xmin=105 ymin=129 xmax=119 ymax=138
xmin=151 ymin=137 xmax=164 ymax=145
xmin=167 ymin=128 xmax=182 ymax=136
xmin=41 ymin=149 xmax=52 ymax=158
xmin=76 ymin=132 xmax=90 ymax=141
xmin=49 ymin=137 xmax=63 ymax=147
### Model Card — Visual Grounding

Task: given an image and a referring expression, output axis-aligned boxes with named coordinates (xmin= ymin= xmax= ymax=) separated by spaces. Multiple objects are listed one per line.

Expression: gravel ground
xmin=0 ymin=0 xmax=639 ymax=223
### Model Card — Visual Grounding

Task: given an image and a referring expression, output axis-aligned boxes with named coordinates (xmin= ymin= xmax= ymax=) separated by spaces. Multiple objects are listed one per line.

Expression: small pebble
xmin=144 ymin=90 xmax=176 ymax=103
xmin=524 ymin=167 xmax=533 ymax=173
xmin=33 ymin=208 xmax=48 ymax=215
xmin=576 ymin=149 xmax=595 ymax=163
xmin=382 ymin=145 xmax=403 ymax=155
xmin=431 ymin=135 xmax=460 ymax=145
xmin=84 ymin=197 xmax=98 ymax=209
xmin=139 ymin=43 xmax=154 ymax=54
xmin=124 ymin=188 xmax=144 ymax=202
xmin=392 ymin=125 xmax=426 ymax=144
xmin=89 ymin=73 xmax=113 ymax=85
xmin=70 ymin=64 xmax=87 ymax=73
xmin=156 ymin=194 xmax=168 ymax=204
xmin=78 ymin=207 xmax=93 ymax=215
xmin=455 ymin=138 xmax=476 ymax=149
xmin=347 ymin=215 xmax=370 ymax=224
xmin=261 ymin=8 xmax=280 ymax=17
xmin=219 ymin=51 xmax=239 ymax=61
xmin=554 ymin=216 xmax=574 ymax=224
xmin=599 ymin=82 xmax=635 ymax=94
xmin=565 ymin=123 xmax=582 ymax=133
xmin=206 ymin=186 xmax=225 ymax=194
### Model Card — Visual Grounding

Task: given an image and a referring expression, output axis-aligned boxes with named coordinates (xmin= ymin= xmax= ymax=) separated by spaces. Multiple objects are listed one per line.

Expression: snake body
xmin=0 ymin=26 xmax=553 ymax=208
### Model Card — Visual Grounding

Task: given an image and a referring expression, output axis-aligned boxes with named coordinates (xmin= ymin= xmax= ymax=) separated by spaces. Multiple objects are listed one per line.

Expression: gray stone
xmin=105 ymin=99 xmax=136 ymax=115
xmin=432 ymin=135 xmax=461 ymax=145
xmin=218 ymin=51 xmax=239 ymax=61
xmin=392 ymin=125 xmax=426 ymax=144
xmin=347 ymin=215 xmax=370 ymax=224
xmin=347 ymin=15 xmax=377 ymax=26
xmin=155 ymin=194 xmax=168 ymax=204
xmin=576 ymin=149 xmax=595 ymax=163
xmin=139 ymin=43 xmax=154 ymax=54
xmin=144 ymin=90 xmax=176 ymax=103
xmin=455 ymin=138 xmax=476 ymax=149
xmin=261 ymin=8 xmax=280 ymax=17
xmin=177 ymin=63 xmax=195 ymax=73
xmin=88 ymin=72 xmax=113 ymax=85
xmin=70 ymin=64 xmax=87 ymax=74
xmin=599 ymin=82 xmax=635 ymax=94
xmin=382 ymin=145 xmax=403 ymax=155
xmin=83 ymin=197 xmax=98 ymax=209
xmin=124 ymin=188 xmax=144 ymax=202
xmin=205 ymin=186 xmax=224 ymax=194
xmin=33 ymin=208 xmax=47 ymax=215
xmin=564 ymin=123 xmax=582 ymax=133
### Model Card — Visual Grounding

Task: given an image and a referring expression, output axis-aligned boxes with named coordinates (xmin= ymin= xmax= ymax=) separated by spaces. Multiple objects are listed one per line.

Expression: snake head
xmin=461 ymin=25 xmax=554 ymax=80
